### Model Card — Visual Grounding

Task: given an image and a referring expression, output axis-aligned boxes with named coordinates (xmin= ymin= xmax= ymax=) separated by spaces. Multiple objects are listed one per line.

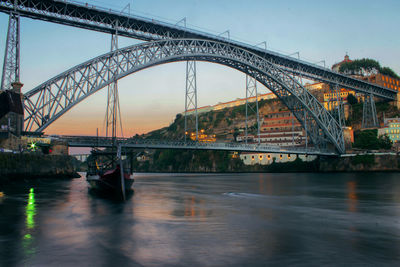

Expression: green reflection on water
xmin=26 ymin=188 xmax=36 ymax=229
xmin=23 ymin=188 xmax=36 ymax=257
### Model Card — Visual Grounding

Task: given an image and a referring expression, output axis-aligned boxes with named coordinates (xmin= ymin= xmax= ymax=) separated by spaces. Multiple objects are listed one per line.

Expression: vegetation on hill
xmin=131 ymin=149 xmax=319 ymax=173
xmin=137 ymin=97 xmax=286 ymax=142
xmin=352 ymin=129 xmax=392 ymax=150
xmin=339 ymin=58 xmax=399 ymax=79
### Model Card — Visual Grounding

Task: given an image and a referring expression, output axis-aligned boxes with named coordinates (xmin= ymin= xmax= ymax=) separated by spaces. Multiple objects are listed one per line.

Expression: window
xmin=267 ymin=155 xmax=271 ymax=160
xmin=251 ymin=156 xmax=255 ymax=160
xmin=259 ymin=155 xmax=263 ymax=160
xmin=279 ymin=154 xmax=282 ymax=159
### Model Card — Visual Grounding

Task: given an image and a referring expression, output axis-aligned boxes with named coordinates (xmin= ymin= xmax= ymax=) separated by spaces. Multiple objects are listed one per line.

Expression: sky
xmin=0 ymin=0 xmax=399 ymax=137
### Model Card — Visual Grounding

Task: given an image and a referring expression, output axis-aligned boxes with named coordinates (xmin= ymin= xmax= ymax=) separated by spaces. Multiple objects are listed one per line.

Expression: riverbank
xmin=0 ymin=153 xmax=81 ymax=181
xmin=320 ymin=154 xmax=400 ymax=172
xmin=132 ymin=150 xmax=400 ymax=173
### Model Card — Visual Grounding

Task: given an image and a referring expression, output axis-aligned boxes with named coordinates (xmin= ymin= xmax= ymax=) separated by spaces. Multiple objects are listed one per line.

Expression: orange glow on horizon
xmin=43 ymin=115 xmax=174 ymax=136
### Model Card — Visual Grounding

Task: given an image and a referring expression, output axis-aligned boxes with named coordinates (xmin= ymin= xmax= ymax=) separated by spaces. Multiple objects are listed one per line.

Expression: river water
xmin=1 ymin=172 xmax=400 ymax=266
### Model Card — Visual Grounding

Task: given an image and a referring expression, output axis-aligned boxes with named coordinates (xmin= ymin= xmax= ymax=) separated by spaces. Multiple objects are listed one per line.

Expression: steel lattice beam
xmin=362 ymin=94 xmax=378 ymax=128
xmin=23 ymin=39 xmax=345 ymax=153
xmin=1 ymin=11 xmax=20 ymax=90
xmin=184 ymin=60 xmax=198 ymax=141
xmin=0 ymin=0 xmax=396 ymax=100
xmin=245 ymin=75 xmax=260 ymax=144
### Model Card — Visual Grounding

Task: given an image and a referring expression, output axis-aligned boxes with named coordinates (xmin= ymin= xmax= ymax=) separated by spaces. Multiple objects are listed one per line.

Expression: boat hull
xmin=86 ymin=168 xmax=134 ymax=197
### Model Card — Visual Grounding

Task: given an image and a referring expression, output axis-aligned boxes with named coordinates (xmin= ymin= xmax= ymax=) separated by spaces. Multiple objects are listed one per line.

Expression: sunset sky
xmin=0 ymin=0 xmax=399 ymax=137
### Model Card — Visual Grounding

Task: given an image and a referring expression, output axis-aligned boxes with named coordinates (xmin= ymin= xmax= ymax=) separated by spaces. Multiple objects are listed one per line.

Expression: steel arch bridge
xmin=24 ymin=38 xmax=345 ymax=153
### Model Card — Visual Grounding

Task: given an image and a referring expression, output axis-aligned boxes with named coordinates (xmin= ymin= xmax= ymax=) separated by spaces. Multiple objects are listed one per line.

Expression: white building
xmin=240 ymin=152 xmax=317 ymax=165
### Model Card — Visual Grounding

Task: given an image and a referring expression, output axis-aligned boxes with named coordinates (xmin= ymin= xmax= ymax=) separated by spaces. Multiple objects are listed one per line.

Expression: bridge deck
xmin=61 ymin=136 xmax=338 ymax=156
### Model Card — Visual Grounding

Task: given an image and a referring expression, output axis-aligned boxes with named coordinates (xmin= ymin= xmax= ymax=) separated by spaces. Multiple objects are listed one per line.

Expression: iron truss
xmin=23 ymin=39 xmax=345 ymax=153
xmin=58 ymin=135 xmax=338 ymax=156
xmin=0 ymin=0 xmax=396 ymax=100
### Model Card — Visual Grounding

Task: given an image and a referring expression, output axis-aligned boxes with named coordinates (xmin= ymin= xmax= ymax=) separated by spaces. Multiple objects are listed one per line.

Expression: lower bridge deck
xmin=59 ymin=136 xmax=338 ymax=156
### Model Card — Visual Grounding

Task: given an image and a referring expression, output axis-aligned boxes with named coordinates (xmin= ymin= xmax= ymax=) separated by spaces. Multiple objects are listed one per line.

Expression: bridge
xmin=58 ymin=135 xmax=337 ymax=156
xmin=0 ymin=0 xmax=397 ymax=156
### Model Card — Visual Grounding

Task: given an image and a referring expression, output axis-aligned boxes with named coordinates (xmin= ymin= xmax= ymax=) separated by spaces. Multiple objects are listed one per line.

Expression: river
xmin=1 ymin=172 xmax=400 ymax=266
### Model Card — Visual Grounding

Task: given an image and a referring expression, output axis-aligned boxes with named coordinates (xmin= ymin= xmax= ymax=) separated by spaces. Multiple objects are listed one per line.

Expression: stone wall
xmin=0 ymin=153 xmax=80 ymax=180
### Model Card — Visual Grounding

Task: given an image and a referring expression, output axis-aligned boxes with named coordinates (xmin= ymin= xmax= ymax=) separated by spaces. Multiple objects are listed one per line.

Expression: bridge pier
xmin=184 ymin=60 xmax=198 ymax=142
xmin=330 ymin=82 xmax=345 ymax=128
xmin=1 ymin=11 xmax=20 ymax=91
xmin=362 ymin=93 xmax=379 ymax=128
xmin=245 ymin=75 xmax=260 ymax=144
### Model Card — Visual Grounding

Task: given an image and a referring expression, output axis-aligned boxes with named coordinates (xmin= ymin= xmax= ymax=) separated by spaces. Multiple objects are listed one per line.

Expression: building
xmin=240 ymin=152 xmax=316 ymax=165
xmin=332 ymin=54 xmax=352 ymax=72
xmin=237 ymin=110 xmax=306 ymax=147
xmin=359 ymin=73 xmax=400 ymax=92
xmin=0 ymin=90 xmax=24 ymax=137
xmin=187 ymin=129 xmax=216 ymax=142
xmin=378 ymin=118 xmax=400 ymax=144
xmin=236 ymin=110 xmax=317 ymax=165
xmin=324 ymin=55 xmax=400 ymax=110
xmin=184 ymin=92 xmax=277 ymax=115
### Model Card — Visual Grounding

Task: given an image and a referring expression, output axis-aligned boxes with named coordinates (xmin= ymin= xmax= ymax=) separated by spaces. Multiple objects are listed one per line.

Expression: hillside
xmin=142 ymin=98 xmax=288 ymax=142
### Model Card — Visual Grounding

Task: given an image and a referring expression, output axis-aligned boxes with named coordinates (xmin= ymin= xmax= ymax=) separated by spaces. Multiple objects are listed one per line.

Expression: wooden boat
xmin=86 ymin=147 xmax=134 ymax=199
xmin=87 ymin=165 xmax=134 ymax=195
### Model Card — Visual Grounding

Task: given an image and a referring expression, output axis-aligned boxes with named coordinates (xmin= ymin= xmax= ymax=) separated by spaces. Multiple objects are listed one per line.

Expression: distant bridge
xmin=60 ymin=135 xmax=338 ymax=156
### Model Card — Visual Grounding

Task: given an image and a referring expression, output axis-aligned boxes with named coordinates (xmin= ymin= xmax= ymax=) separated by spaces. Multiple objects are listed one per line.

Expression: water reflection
xmin=2 ymin=173 xmax=400 ymax=266
xmin=23 ymin=188 xmax=36 ymax=258
xmin=347 ymin=181 xmax=358 ymax=213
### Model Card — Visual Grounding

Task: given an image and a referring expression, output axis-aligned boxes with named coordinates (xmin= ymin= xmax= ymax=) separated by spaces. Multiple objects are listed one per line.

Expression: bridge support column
xmin=105 ymin=27 xmax=123 ymax=143
xmin=184 ymin=60 xmax=198 ymax=142
xmin=1 ymin=12 xmax=20 ymax=91
xmin=332 ymin=82 xmax=345 ymax=128
xmin=245 ymin=75 xmax=260 ymax=144
xmin=362 ymin=93 xmax=378 ymax=128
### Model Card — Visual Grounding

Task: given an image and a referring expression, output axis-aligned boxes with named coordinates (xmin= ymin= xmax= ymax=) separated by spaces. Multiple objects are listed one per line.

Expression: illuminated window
xmin=279 ymin=154 xmax=282 ymax=159
xmin=259 ymin=155 xmax=263 ymax=160
xmin=267 ymin=155 xmax=271 ymax=160
xmin=288 ymin=154 xmax=291 ymax=159
xmin=251 ymin=156 xmax=255 ymax=160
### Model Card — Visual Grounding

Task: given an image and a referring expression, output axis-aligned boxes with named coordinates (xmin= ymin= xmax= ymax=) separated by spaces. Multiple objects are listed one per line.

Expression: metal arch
xmin=23 ymin=39 xmax=345 ymax=153
xmin=0 ymin=0 xmax=396 ymax=100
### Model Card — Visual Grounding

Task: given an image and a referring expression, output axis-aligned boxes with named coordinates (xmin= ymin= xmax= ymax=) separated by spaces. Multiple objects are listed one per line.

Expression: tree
xmin=347 ymin=93 xmax=357 ymax=105
xmin=339 ymin=58 xmax=380 ymax=76
xmin=380 ymin=67 xmax=400 ymax=79
xmin=378 ymin=134 xmax=392 ymax=150
xmin=353 ymin=129 xmax=392 ymax=150
xmin=338 ymin=58 xmax=400 ymax=80
xmin=353 ymin=129 xmax=380 ymax=149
